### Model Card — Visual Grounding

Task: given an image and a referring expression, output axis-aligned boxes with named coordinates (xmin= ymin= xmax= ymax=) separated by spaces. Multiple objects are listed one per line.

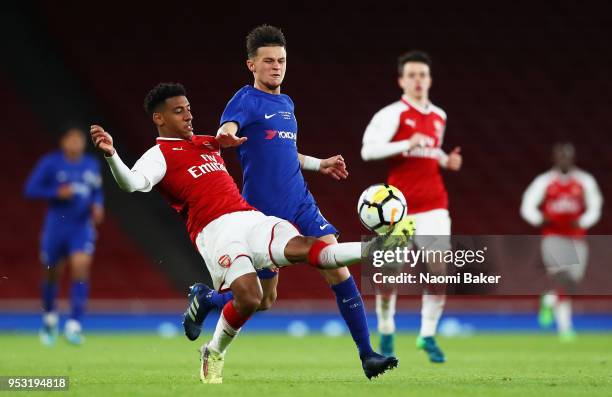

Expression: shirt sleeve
xmin=578 ymin=172 xmax=603 ymax=229
xmin=220 ymin=93 xmax=251 ymax=134
xmin=105 ymin=146 xmax=166 ymax=193
xmin=361 ymin=106 xmax=408 ymax=161
xmin=520 ymin=174 xmax=548 ymax=227
xmin=24 ymin=155 xmax=58 ymax=200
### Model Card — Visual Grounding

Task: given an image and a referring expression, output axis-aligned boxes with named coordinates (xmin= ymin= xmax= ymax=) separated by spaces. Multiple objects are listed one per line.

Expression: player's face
xmin=60 ymin=129 xmax=86 ymax=160
xmin=398 ymin=62 xmax=432 ymax=101
xmin=154 ymin=96 xmax=194 ymax=139
xmin=553 ymin=144 xmax=575 ymax=172
xmin=247 ymin=46 xmax=286 ymax=92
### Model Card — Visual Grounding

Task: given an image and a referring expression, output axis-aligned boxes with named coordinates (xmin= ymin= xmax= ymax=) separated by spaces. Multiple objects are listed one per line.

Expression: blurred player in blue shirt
xmin=185 ymin=25 xmax=398 ymax=379
xmin=24 ymin=126 xmax=104 ymax=345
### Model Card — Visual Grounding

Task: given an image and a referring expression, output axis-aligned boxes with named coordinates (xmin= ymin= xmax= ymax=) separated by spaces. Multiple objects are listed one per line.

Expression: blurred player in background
xmin=199 ymin=24 xmax=398 ymax=378
xmin=520 ymin=142 xmax=602 ymax=341
xmin=91 ymin=83 xmax=377 ymax=383
xmin=24 ymin=126 xmax=104 ymax=346
xmin=361 ymin=51 xmax=462 ymax=362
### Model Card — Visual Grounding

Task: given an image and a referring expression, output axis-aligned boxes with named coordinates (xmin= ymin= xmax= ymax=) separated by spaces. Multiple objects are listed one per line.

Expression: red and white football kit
xmin=105 ymin=135 xmax=300 ymax=290
xmin=521 ymin=168 xmax=602 ymax=280
xmin=362 ymin=95 xmax=454 ymax=339
xmin=362 ymin=95 xmax=451 ymax=240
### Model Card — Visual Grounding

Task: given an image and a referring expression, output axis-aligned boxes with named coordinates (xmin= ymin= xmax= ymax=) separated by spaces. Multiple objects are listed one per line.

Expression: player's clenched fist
xmin=446 ymin=147 xmax=462 ymax=171
xmin=90 ymin=125 xmax=116 ymax=156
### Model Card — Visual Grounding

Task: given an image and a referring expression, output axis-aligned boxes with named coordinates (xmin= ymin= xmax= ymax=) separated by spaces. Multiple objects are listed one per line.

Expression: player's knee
xmin=258 ymin=290 xmax=277 ymax=311
xmin=240 ymin=294 xmax=264 ymax=314
xmin=284 ymin=236 xmax=318 ymax=262
xmin=230 ymin=273 xmax=264 ymax=315
xmin=233 ymin=287 xmax=263 ymax=314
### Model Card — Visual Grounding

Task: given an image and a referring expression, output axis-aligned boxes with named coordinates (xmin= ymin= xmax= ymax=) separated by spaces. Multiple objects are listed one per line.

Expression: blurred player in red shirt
xmin=521 ymin=143 xmax=602 ymax=341
xmin=361 ymin=51 xmax=462 ymax=362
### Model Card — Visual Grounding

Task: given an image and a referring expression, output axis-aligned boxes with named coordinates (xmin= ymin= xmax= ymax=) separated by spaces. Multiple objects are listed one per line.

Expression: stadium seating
xmin=0 ymin=75 xmax=180 ymax=300
xmin=20 ymin=2 xmax=610 ymax=301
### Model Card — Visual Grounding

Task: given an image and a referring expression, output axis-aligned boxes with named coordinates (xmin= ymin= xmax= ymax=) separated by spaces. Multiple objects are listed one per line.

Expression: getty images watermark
xmin=370 ymin=244 xmax=501 ymax=285
xmin=360 ymin=235 xmax=612 ymax=295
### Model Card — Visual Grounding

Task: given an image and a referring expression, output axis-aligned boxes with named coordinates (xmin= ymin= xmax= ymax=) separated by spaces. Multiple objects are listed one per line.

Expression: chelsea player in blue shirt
xmin=183 ymin=25 xmax=397 ymax=379
xmin=25 ymin=126 xmax=104 ymax=346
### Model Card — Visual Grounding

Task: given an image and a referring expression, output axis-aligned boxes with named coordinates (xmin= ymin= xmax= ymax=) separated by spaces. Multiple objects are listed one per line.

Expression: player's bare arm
xmin=91 ymin=204 xmax=105 ymax=225
xmin=297 ymin=153 xmax=348 ymax=180
xmin=216 ymin=122 xmax=247 ymax=148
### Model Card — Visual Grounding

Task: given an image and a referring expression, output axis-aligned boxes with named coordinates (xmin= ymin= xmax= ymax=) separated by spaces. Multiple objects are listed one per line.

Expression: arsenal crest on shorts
xmin=218 ymin=254 xmax=232 ymax=268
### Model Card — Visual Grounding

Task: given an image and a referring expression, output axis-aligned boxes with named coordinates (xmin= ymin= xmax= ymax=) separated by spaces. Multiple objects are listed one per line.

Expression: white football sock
xmin=208 ymin=312 xmax=240 ymax=356
xmin=554 ymin=299 xmax=573 ymax=333
xmin=318 ymin=242 xmax=361 ymax=268
xmin=376 ymin=294 xmax=397 ymax=334
xmin=42 ymin=311 xmax=58 ymax=327
xmin=420 ymin=294 xmax=446 ymax=337
xmin=64 ymin=319 xmax=82 ymax=334
xmin=542 ymin=291 xmax=558 ymax=307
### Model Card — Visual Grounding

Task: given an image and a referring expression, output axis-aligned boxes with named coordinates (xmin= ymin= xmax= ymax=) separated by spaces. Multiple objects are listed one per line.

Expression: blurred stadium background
xmin=1 ymin=0 xmax=611 ymax=337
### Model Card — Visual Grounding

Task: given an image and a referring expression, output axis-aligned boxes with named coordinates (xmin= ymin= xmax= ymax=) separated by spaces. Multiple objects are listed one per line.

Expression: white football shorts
xmin=541 ymin=235 xmax=588 ymax=282
xmin=195 ymin=210 xmax=300 ymax=291
xmin=412 ymin=208 xmax=452 ymax=251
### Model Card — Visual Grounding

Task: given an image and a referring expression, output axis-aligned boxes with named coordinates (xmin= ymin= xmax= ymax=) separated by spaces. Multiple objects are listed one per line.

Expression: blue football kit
xmin=214 ymin=85 xmax=376 ymax=363
xmin=25 ymin=151 xmax=103 ymax=266
xmin=220 ymin=85 xmax=338 ymax=239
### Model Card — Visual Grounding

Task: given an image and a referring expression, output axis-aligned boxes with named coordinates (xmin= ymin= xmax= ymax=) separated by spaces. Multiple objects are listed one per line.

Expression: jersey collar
xmin=401 ymin=95 xmax=432 ymax=114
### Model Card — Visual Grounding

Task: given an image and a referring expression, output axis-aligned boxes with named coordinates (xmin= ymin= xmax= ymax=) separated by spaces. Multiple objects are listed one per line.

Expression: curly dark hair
xmin=397 ymin=51 xmax=432 ymax=76
xmin=246 ymin=25 xmax=286 ymax=58
xmin=143 ymin=82 xmax=187 ymax=115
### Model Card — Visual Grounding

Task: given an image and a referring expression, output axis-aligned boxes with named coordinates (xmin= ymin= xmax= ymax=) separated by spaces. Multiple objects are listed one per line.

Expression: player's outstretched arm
xmin=216 ymin=122 xmax=247 ymax=148
xmin=90 ymin=124 xmax=116 ymax=156
xmin=298 ymin=153 xmax=348 ymax=180
xmin=90 ymin=124 xmax=153 ymax=193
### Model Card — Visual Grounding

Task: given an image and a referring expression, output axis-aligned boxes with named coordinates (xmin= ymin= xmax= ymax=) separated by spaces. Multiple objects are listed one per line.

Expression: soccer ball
xmin=357 ymin=183 xmax=407 ymax=234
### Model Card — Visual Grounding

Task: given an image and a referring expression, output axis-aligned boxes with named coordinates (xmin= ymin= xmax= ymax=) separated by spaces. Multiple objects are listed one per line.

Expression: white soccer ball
xmin=357 ymin=183 xmax=407 ymax=234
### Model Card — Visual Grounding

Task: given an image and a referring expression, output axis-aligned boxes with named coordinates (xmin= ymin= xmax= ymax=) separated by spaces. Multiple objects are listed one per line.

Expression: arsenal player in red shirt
xmin=521 ymin=143 xmax=602 ymax=341
xmin=361 ymin=51 xmax=463 ymax=362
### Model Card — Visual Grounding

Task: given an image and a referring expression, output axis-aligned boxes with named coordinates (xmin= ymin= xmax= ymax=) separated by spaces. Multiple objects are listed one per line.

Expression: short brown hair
xmin=397 ymin=51 xmax=432 ymax=75
xmin=246 ymin=25 xmax=286 ymax=58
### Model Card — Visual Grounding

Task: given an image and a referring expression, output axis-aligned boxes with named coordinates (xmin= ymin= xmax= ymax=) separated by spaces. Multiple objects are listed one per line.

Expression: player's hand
xmin=57 ymin=184 xmax=74 ymax=200
xmin=91 ymin=204 xmax=105 ymax=225
xmin=90 ymin=125 xmax=116 ymax=156
xmin=215 ymin=130 xmax=247 ymax=148
xmin=319 ymin=155 xmax=348 ymax=180
xmin=408 ymin=132 xmax=433 ymax=149
xmin=446 ymin=147 xmax=462 ymax=171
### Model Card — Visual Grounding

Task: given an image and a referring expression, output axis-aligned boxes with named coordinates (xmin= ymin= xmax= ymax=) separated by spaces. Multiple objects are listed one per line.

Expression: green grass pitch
xmin=1 ymin=333 xmax=611 ymax=396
